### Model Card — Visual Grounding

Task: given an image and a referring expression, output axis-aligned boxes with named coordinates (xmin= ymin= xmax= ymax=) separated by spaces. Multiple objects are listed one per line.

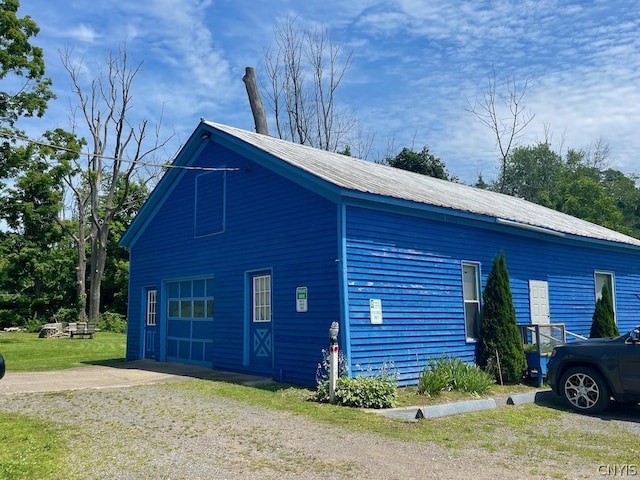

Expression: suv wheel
xmin=560 ymin=367 xmax=610 ymax=414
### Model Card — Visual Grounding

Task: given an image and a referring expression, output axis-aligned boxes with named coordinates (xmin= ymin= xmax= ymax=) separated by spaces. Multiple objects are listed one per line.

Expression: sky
xmin=17 ymin=0 xmax=640 ymax=184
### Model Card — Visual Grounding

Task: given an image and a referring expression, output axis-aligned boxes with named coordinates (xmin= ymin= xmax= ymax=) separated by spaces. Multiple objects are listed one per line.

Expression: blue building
xmin=121 ymin=121 xmax=640 ymax=386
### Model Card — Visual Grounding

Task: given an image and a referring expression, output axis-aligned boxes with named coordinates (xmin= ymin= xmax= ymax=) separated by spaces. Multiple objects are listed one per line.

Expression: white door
xmin=529 ymin=280 xmax=550 ymax=324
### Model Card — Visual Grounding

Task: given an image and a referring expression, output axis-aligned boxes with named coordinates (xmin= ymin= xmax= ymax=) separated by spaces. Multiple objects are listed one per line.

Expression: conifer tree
xmin=589 ymin=285 xmax=618 ymax=338
xmin=477 ymin=252 xmax=526 ymax=384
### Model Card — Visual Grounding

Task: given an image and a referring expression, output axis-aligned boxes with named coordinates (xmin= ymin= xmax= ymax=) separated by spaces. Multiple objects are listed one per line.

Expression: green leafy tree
xmin=477 ymin=252 xmax=526 ymax=384
xmin=589 ymin=285 xmax=618 ymax=338
xmin=601 ymin=169 xmax=640 ymax=238
xmin=0 ymin=142 xmax=76 ymax=327
xmin=557 ymin=176 xmax=623 ymax=230
xmin=385 ymin=146 xmax=456 ymax=181
xmin=100 ymin=179 xmax=149 ymax=315
xmin=474 ymin=173 xmax=489 ymax=189
xmin=488 ymin=142 xmax=636 ymax=238
xmin=0 ymin=0 xmax=54 ymax=176
xmin=497 ymin=142 xmax=563 ymax=206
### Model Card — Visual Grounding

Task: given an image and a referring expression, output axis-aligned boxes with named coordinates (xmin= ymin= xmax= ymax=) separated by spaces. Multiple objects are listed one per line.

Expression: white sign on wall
xmin=369 ymin=298 xmax=383 ymax=324
xmin=296 ymin=287 xmax=308 ymax=313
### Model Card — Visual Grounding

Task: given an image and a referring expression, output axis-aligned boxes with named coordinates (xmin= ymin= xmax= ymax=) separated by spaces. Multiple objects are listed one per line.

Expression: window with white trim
xmin=462 ymin=262 xmax=481 ymax=341
xmin=252 ymin=274 xmax=272 ymax=322
xmin=595 ymin=271 xmax=616 ymax=321
xmin=146 ymin=289 xmax=157 ymax=326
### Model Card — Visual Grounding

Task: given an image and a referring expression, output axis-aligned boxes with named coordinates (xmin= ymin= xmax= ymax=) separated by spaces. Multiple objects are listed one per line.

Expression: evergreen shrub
xmin=589 ymin=285 xmax=619 ymax=338
xmin=476 ymin=252 xmax=526 ymax=384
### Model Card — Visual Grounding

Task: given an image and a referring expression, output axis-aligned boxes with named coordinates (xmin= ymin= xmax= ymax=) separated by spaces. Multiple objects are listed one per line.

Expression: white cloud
xmin=17 ymin=0 xmax=640 ymax=182
xmin=58 ymin=24 xmax=100 ymax=43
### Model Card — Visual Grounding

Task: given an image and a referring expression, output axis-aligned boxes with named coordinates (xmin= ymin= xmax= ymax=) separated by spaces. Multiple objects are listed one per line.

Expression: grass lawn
xmin=0 ymin=412 xmax=70 ymax=480
xmin=0 ymin=331 xmax=124 ymax=479
xmin=0 ymin=331 xmax=126 ymax=372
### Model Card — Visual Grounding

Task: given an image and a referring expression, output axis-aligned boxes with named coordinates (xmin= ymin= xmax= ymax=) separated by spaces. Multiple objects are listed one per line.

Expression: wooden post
xmin=242 ymin=67 xmax=269 ymax=135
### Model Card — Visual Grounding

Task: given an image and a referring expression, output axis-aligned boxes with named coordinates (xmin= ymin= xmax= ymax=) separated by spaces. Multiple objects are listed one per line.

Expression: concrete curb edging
xmin=375 ymin=389 xmax=553 ymax=422
xmin=417 ymin=398 xmax=497 ymax=419
xmin=507 ymin=392 xmax=539 ymax=405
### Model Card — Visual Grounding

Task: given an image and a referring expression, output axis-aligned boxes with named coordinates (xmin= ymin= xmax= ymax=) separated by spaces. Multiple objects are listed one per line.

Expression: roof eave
xmin=340 ymin=189 xmax=640 ymax=252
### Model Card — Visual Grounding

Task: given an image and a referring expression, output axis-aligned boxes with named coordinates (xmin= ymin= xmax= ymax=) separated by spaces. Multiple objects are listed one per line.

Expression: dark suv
xmin=547 ymin=326 xmax=640 ymax=414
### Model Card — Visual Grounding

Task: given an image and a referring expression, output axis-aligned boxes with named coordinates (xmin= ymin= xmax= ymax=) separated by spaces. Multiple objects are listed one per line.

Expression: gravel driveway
xmin=2 ymin=378 xmax=638 ymax=480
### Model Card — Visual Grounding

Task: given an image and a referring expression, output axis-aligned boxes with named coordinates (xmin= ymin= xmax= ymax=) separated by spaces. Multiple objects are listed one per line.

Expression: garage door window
xmin=166 ymin=278 xmax=214 ymax=364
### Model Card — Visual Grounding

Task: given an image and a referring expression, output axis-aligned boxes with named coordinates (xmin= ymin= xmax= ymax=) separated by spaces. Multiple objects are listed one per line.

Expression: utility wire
xmin=0 ymin=130 xmax=240 ymax=172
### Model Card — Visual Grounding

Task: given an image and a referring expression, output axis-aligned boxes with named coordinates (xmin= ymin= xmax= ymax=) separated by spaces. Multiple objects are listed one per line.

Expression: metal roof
xmin=205 ymin=121 xmax=640 ymax=248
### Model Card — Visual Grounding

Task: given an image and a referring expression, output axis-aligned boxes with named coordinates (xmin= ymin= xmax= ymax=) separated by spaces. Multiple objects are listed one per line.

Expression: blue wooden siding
xmin=127 ymin=141 xmax=341 ymax=385
xmin=344 ymin=205 xmax=640 ymax=385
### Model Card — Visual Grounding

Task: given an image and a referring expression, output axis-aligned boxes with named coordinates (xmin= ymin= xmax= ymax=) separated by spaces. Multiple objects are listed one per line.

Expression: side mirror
xmin=630 ymin=329 xmax=640 ymax=343
xmin=0 ymin=353 xmax=5 ymax=380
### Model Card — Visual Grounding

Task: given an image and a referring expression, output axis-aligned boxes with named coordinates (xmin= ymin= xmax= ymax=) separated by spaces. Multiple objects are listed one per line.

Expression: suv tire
xmin=559 ymin=366 xmax=610 ymax=414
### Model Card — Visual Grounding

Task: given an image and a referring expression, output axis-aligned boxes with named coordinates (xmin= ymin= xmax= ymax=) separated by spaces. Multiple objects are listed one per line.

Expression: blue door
xmin=250 ymin=273 xmax=273 ymax=369
xmin=166 ymin=279 xmax=215 ymax=366
xmin=144 ymin=288 xmax=158 ymax=359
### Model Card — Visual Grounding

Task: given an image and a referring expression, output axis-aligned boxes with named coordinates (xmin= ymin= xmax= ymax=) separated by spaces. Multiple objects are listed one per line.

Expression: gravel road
xmin=1 ymin=380 xmax=637 ymax=480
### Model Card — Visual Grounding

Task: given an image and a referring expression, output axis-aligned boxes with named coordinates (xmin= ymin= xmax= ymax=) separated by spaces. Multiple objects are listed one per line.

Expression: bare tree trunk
xmin=243 ymin=67 xmax=269 ymax=135
xmin=57 ymin=169 xmax=90 ymax=323
xmin=76 ymin=217 xmax=88 ymax=322
xmin=88 ymin=224 xmax=109 ymax=323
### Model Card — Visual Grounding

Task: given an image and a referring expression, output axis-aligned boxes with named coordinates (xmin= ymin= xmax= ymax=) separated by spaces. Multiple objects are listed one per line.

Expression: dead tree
xmin=466 ymin=72 xmax=535 ymax=193
xmin=61 ymin=45 xmax=172 ymax=323
xmin=262 ymin=16 xmax=354 ymax=152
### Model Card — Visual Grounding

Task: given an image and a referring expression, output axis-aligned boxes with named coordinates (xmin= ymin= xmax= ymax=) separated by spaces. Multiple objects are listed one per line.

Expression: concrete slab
xmin=0 ymin=359 xmax=273 ymax=395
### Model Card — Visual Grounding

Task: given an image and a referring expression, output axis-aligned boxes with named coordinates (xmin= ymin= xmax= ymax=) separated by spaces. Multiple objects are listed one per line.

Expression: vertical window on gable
xmin=195 ymin=171 xmax=225 ymax=237
xmin=462 ymin=262 xmax=481 ymax=341
xmin=595 ymin=271 xmax=616 ymax=322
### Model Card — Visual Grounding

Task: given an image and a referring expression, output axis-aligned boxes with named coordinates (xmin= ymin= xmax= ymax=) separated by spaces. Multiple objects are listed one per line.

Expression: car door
xmin=617 ymin=342 xmax=640 ymax=394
